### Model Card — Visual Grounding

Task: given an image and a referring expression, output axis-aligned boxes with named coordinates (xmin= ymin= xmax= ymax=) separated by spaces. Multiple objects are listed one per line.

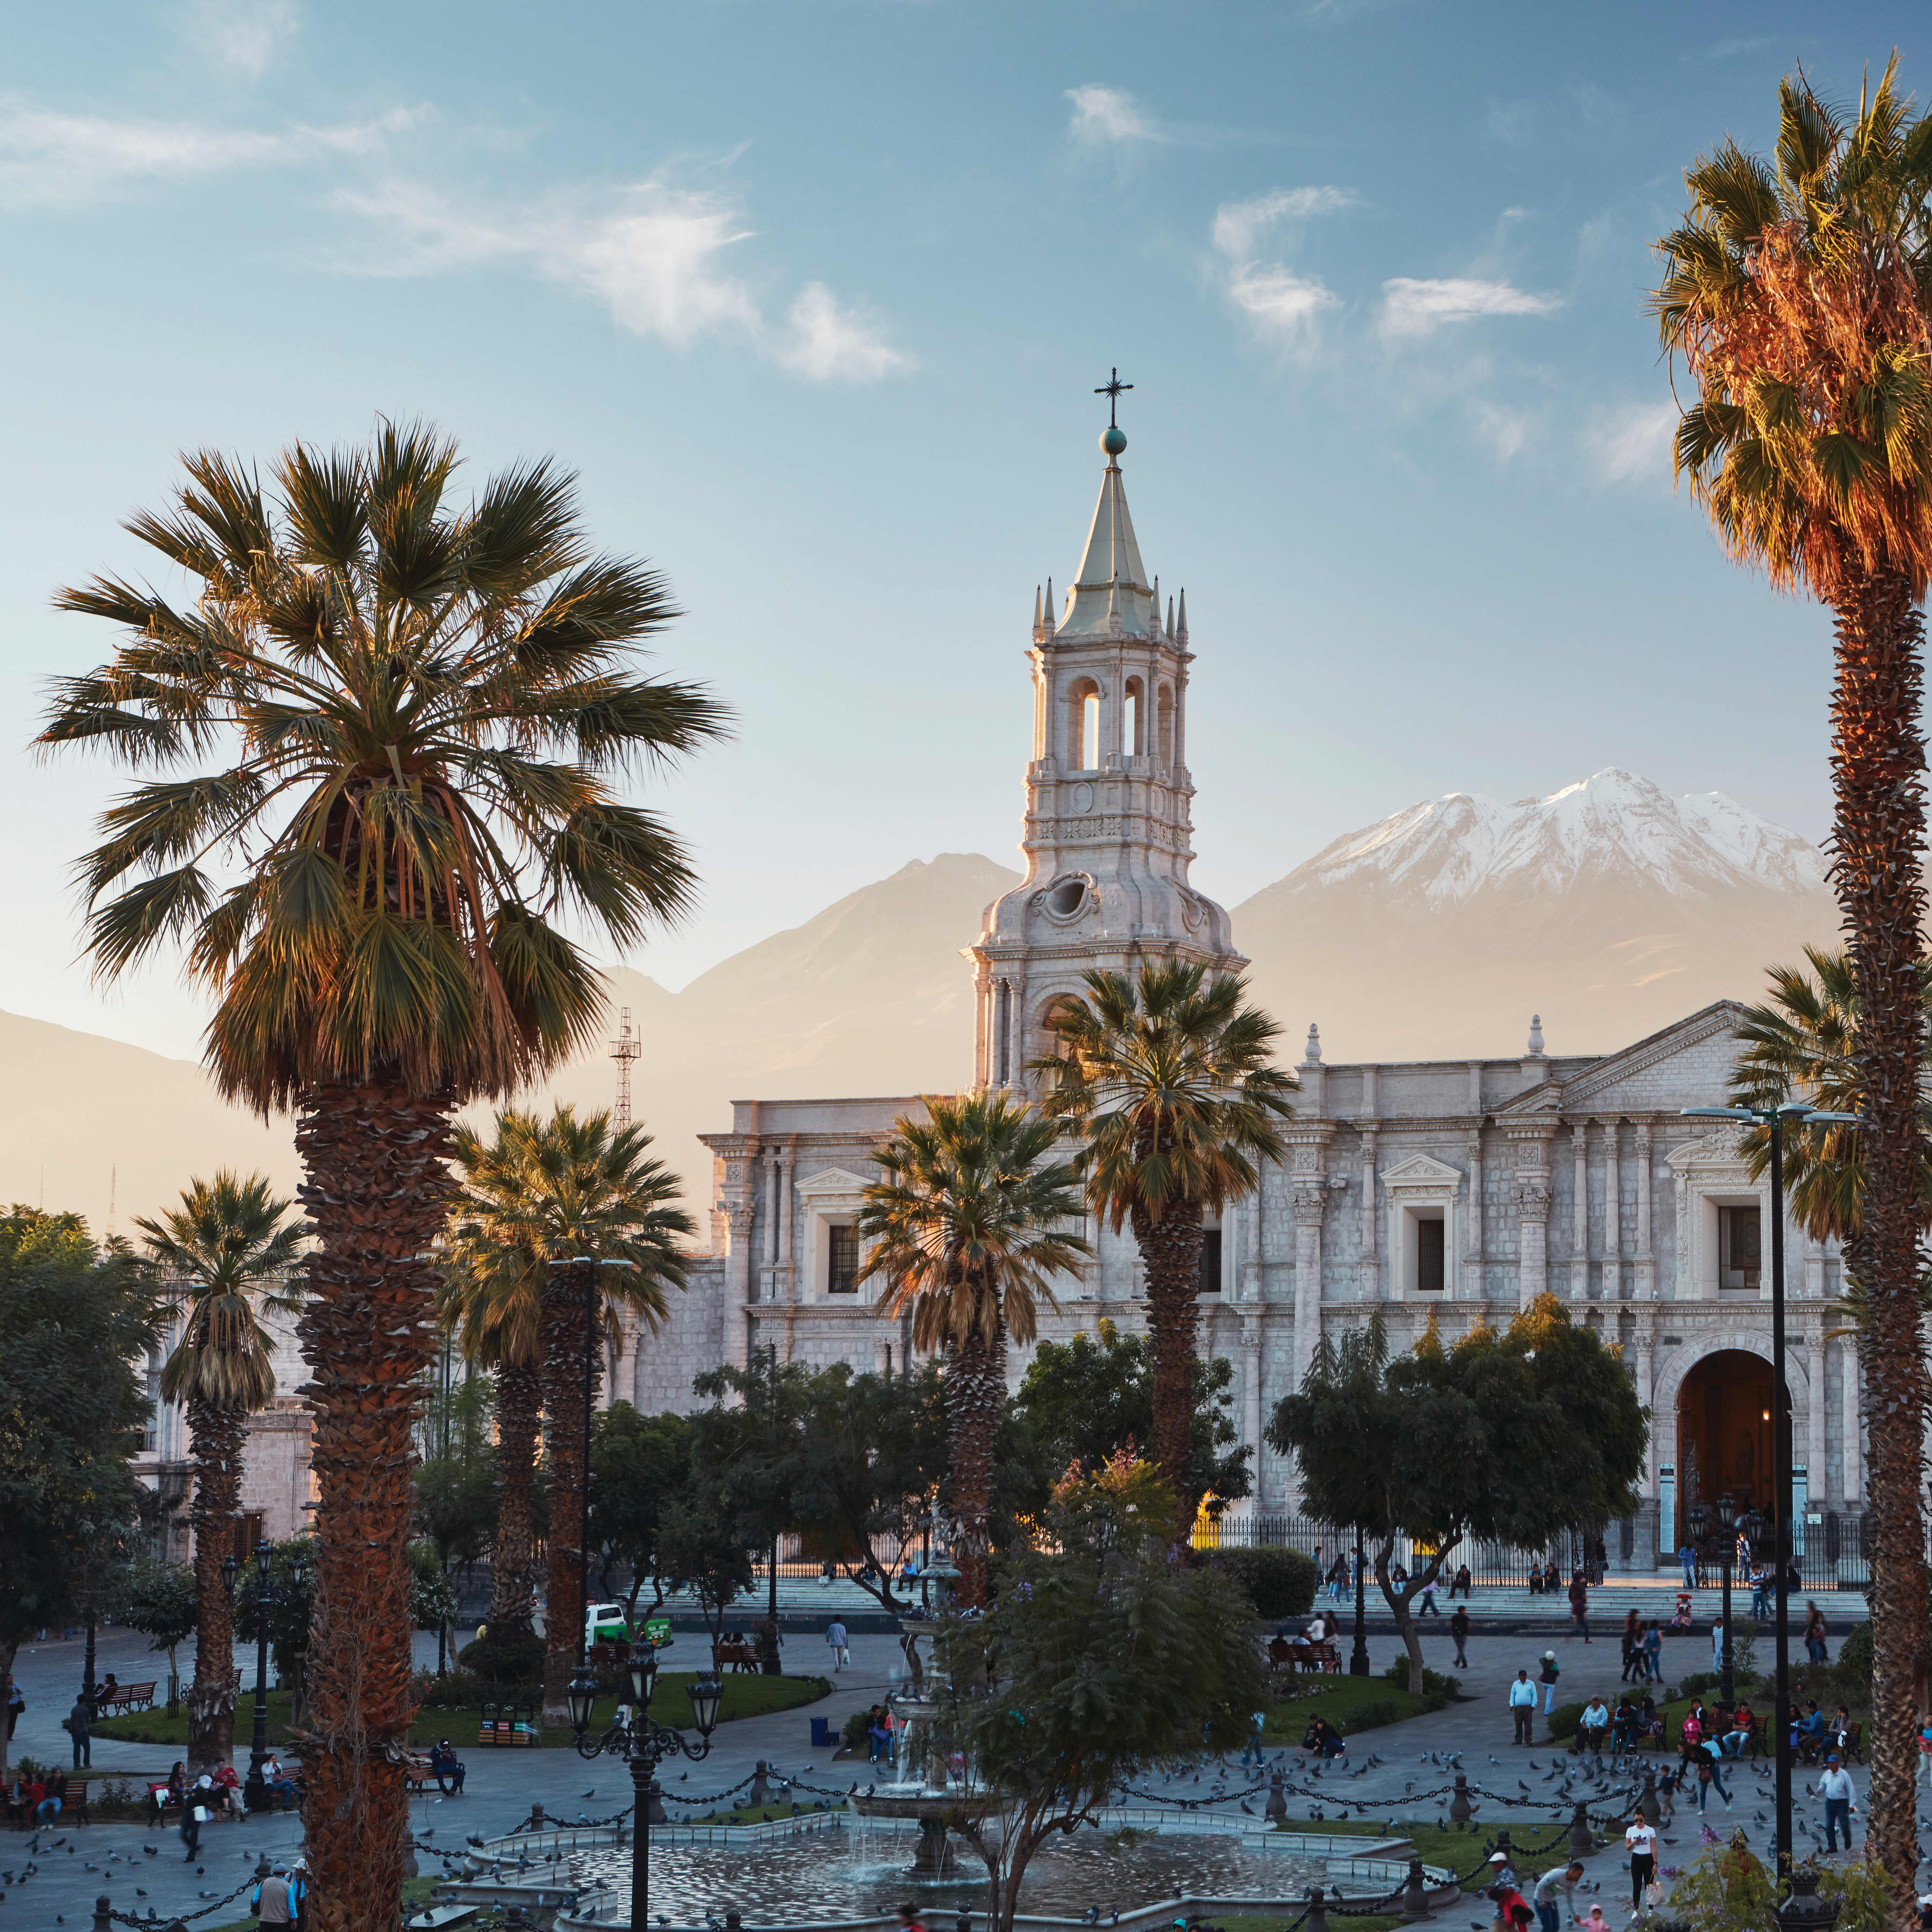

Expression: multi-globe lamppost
xmin=222 ymin=1541 xmax=308 ymax=1813
xmin=1680 ymin=1099 xmax=1862 ymax=1877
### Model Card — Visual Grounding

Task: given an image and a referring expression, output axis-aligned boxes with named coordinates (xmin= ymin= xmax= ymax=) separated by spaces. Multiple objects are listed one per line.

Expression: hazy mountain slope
xmin=1232 ymin=769 xmax=1840 ymax=1063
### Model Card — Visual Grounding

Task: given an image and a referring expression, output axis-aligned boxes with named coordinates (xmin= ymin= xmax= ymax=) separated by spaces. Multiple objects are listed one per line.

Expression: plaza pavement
xmin=0 ymin=1615 xmax=1902 ymax=1932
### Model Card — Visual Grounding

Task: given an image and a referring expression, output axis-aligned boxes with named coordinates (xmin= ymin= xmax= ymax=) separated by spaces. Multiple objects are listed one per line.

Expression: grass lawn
xmin=95 ymin=1673 xmax=829 ymax=1752
xmin=1262 ymin=1676 xmax=1445 ymax=1740
xmin=1271 ymin=1813 xmax=1578 ymax=1891
xmin=200 ymin=1875 xmax=441 ymax=1931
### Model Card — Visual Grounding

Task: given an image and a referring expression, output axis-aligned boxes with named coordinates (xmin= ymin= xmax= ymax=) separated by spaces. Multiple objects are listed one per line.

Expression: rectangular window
xmin=1719 ymin=1205 xmax=1761 ymax=1290
xmin=1198 ymin=1227 xmax=1223 ymax=1295
xmin=231 ymin=1511 xmax=265 ymax=1560
xmin=827 ymin=1224 xmax=860 ymax=1294
xmin=1416 ymin=1216 xmax=1446 ymax=1293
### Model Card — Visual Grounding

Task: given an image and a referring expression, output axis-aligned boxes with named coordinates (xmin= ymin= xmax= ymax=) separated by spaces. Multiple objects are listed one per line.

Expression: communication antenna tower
xmin=611 ymin=1006 xmax=641 ymax=1129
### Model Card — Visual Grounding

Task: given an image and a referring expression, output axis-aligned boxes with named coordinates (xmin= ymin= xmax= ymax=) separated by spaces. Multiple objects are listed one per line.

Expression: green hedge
xmin=1377 ymin=1660 xmax=1461 ymax=1711
xmin=456 ymin=1633 xmax=546 ymax=1684
xmin=1202 ymin=1547 xmax=1319 ymax=1619
xmin=1547 ymin=1699 xmax=1585 ymax=1741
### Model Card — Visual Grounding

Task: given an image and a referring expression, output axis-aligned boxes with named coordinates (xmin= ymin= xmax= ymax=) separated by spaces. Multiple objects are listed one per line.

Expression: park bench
xmin=712 ymin=1640 xmax=760 ymax=1674
xmin=9 ymin=1777 xmax=92 ymax=1826
xmin=98 ymin=1681 xmax=157 ymax=1715
xmin=402 ymin=1752 xmax=435 ymax=1794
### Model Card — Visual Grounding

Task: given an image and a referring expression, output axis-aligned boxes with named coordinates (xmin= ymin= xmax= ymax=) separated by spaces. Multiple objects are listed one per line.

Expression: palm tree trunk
xmin=1134 ymin=1197 xmax=1205 ymax=1506
xmin=1830 ymin=570 xmax=1929 ymax=1918
xmin=539 ymin=1261 xmax=598 ymax=1724
xmin=488 ymin=1360 xmax=540 ymax=1643
xmin=945 ymin=1317 xmax=1006 ymax=1611
xmin=184 ymin=1395 xmax=244 ymax=1764
xmin=294 ymin=1079 xmax=453 ymax=1932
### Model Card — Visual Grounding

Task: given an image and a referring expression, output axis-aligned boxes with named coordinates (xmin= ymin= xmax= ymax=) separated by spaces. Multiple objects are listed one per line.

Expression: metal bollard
xmin=1266 ymin=1768 xmax=1289 ymax=1824
xmin=1306 ymin=1884 xmax=1332 ymax=1932
xmin=1450 ymin=1773 xmax=1473 ymax=1825
xmin=1402 ymin=1854 xmax=1430 ymax=1919
xmin=749 ymin=1760 xmax=772 ymax=1807
xmin=92 ymin=1896 xmax=112 ymax=1932
xmin=1638 ymin=1766 xmax=1660 ymax=1822
xmin=1569 ymin=1800 xmax=1594 ymax=1857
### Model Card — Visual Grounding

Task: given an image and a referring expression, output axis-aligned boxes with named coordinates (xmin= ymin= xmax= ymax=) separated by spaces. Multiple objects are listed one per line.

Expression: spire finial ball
xmin=1101 ymin=423 xmax=1127 ymax=458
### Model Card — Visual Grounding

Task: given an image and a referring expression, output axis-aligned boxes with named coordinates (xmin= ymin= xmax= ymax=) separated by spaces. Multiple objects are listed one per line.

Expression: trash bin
xmin=810 ymin=1717 xmax=834 ymax=1747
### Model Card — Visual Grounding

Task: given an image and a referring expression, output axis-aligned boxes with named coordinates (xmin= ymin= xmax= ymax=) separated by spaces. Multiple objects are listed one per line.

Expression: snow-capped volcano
xmin=1232 ymin=770 xmax=1838 ymax=1062
xmin=1299 ymin=769 xmax=1827 ymax=903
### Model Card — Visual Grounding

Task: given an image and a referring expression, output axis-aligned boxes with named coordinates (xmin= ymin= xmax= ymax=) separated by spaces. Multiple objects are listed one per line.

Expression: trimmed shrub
xmin=1838 ymin=1621 xmax=1872 ymax=1682
xmin=456 ymin=1633 xmax=546 ymax=1685
xmin=1336 ymin=1698 xmax=1400 ymax=1734
xmin=1379 ymin=1660 xmax=1461 ymax=1711
xmin=1202 ymin=1547 xmax=1318 ymax=1620
xmin=1547 ymin=1700 xmax=1586 ymax=1741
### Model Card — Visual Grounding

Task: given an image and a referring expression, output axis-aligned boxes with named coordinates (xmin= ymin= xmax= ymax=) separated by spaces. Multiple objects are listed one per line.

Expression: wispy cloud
xmin=1064 ymin=84 xmax=1161 ymax=146
xmin=1586 ymin=400 xmax=1679 ymax=483
xmin=1470 ymin=400 xmax=1532 ymax=461
xmin=1377 ymin=276 xmax=1561 ymax=340
xmin=778 ymin=282 xmax=910 ymax=380
xmin=1210 ymin=185 xmax=1354 ymax=355
xmin=0 ymin=96 xmax=421 ymax=207
xmin=172 ymin=0 xmax=302 ymax=82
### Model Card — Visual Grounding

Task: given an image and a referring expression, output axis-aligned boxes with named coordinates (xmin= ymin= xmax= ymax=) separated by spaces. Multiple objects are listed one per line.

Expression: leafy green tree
xmin=1268 ymin=1298 xmax=1646 ymax=1690
xmin=691 ymin=1348 xmax=815 ymax=1668
xmin=0 ymin=1210 xmax=159 ymax=1784
xmin=657 ymin=1492 xmax=755 ymax=1656
xmin=998 ymin=1317 xmax=1252 ymax=1526
xmin=231 ymin=1535 xmax=317 ymax=1722
xmin=1651 ymin=66 xmax=1932 ymax=1896
xmin=1034 ymin=963 xmax=1294 ymax=1499
xmin=120 ymin=1558 xmax=199 ymax=1713
xmin=858 ymin=1092 xmax=1090 ymax=1606
xmin=414 ymin=1375 xmax=500 ymax=1577
xmin=934 ymin=1454 xmax=1266 ymax=1932
xmin=134 ymin=1171 xmax=304 ymax=1760
xmin=587 ymin=1403 xmax=692 ymax=1619
xmin=39 ymin=423 xmax=724 ymax=1931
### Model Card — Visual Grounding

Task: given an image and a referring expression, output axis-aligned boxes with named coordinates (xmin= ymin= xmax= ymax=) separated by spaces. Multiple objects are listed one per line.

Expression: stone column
xmin=765 ymin=1151 xmax=782 ymax=1300
xmin=1465 ymin=1135 xmax=1484 ymax=1299
xmin=1804 ymin=1230 xmax=1825 ymax=1300
xmin=779 ymin=1147 xmax=796 ymax=1300
xmin=1605 ymin=1123 xmax=1622 ymax=1299
xmin=1807 ymin=1329 xmax=1827 ymax=1507
xmin=723 ymin=1202 xmax=756 ymax=1371
xmin=1631 ymin=1320 xmax=1658 ymax=1560
xmin=1842 ymin=1346 xmax=1862 ymax=1506
xmin=1292 ymin=1180 xmax=1326 ymax=1384
xmin=1635 ymin=1124 xmax=1655 ymax=1299
xmin=1360 ymin=1130 xmax=1379 ymax=1298
xmin=1571 ymin=1122 xmax=1589 ymax=1299
xmin=1511 ymin=1132 xmax=1553 ymax=1307
xmin=1241 ymin=1320 xmax=1265 ymax=1506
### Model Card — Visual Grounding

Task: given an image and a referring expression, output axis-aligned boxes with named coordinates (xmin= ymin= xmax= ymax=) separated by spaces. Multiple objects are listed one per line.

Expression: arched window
xmin=1034 ymin=993 xmax=1085 ymax=1087
xmin=1124 ymin=676 xmax=1144 ymax=757
xmin=1157 ymin=683 xmax=1175 ymax=769
xmin=1066 ymin=677 xmax=1101 ymax=770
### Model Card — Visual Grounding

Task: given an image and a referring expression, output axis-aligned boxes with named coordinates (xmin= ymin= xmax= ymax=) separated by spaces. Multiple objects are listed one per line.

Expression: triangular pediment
xmin=1496 ymin=1080 xmax=1564 ymax=1118
xmin=1561 ymin=1000 xmax=1749 ymax=1110
xmin=1379 ymin=1152 xmax=1464 ymax=1187
xmin=795 ymin=1165 xmax=871 ymax=1198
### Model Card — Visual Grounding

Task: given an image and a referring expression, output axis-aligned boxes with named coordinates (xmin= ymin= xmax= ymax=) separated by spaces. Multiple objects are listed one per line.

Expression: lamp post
xmin=570 ymin=1643 xmax=723 ymax=1930
xmin=226 ymin=1542 xmax=307 ymax=1812
xmin=1684 ymin=1495 xmax=1742 ymax=1707
xmin=1349 ymin=1524 xmax=1370 ymax=1676
xmin=1681 ymin=1100 xmax=1862 ymax=1878
xmin=563 ymin=1255 xmax=636 ymax=1679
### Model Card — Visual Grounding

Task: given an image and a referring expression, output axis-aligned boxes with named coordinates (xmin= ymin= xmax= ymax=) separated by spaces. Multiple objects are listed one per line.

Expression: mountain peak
xmin=1270 ymin=770 xmax=1826 ymax=905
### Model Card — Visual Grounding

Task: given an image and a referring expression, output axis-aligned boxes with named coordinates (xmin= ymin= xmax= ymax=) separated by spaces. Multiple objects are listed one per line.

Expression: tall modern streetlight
xmin=1681 ymin=1100 xmax=1862 ymax=1877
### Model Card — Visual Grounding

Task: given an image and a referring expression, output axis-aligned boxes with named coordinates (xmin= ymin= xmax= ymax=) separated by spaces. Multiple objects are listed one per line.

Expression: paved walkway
xmin=1 ymin=1621 xmax=1903 ymax=1932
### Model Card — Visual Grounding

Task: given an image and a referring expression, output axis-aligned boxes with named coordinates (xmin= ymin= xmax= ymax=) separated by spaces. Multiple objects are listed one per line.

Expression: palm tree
xmin=1033 ymin=963 xmax=1294 ymax=1501
xmin=1729 ymin=947 xmax=1932 ymax=1329
xmin=39 ymin=424 xmax=724 ymax=1931
xmin=133 ymin=1172 xmax=304 ymax=1763
xmin=442 ymin=1104 xmax=693 ymax=1718
xmin=858 ymin=1091 xmax=1089 ymax=1608
xmin=1652 ymin=67 xmax=1932 ymax=1896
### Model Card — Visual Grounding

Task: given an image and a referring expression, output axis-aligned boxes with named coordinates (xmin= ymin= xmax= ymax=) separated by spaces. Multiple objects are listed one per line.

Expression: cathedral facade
xmin=617 ymin=421 xmax=1869 ymax=1569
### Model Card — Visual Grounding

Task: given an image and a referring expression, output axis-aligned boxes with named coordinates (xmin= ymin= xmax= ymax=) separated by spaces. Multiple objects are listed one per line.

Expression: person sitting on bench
xmin=262 ymin=1754 xmax=299 ymax=1810
xmin=1722 ymin=1703 xmax=1757 ymax=1757
xmin=428 ymin=1740 xmax=466 ymax=1795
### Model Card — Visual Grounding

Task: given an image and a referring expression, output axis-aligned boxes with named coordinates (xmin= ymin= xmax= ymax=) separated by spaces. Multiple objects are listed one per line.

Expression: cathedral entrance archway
xmin=1677 ymin=1348 xmax=1781 ymax=1514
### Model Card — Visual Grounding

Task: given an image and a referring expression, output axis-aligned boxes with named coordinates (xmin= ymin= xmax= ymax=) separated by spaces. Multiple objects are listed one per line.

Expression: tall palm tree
xmin=1033 ymin=963 xmax=1294 ymax=1501
xmin=434 ymin=1241 xmax=544 ymax=1653
xmin=134 ymin=1173 xmax=304 ymax=1763
xmin=443 ymin=1104 xmax=693 ymax=1718
xmin=38 ymin=424 xmax=724 ymax=1932
xmin=858 ymin=1091 xmax=1090 ymax=1608
xmin=1652 ymin=67 xmax=1932 ymax=1899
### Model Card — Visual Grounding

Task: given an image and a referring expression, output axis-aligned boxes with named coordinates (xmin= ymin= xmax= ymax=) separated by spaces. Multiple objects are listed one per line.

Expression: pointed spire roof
xmin=1056 ymin=438 xmax=1155 ymax=642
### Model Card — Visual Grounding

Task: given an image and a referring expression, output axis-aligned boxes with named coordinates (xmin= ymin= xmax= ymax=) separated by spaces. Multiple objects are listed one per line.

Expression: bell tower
xmin=968 ymin=377 xmax=1243 ymax=1092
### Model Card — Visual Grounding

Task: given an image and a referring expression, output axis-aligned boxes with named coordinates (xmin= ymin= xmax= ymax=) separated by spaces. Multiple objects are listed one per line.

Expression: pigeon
xmin=1240 ymin=1802 xmax=1255 ymax=1816
xmin=144 ymin=1846 xmax=158 ymax=1856
xmin=136 ymin=1889 xmax=148 ymax=1898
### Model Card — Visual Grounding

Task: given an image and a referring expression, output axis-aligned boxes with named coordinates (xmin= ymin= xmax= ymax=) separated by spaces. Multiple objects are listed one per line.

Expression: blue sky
xmin=0 ymin=1 xmax=1916 ymax=1057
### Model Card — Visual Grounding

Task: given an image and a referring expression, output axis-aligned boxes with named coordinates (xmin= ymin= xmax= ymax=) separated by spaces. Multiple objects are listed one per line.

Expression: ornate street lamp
xmin=224 ymin=1541 xmax=308 ymax=1811
xmin=1349 ymin=1524 xmax=1370 ymax=1677
xmin=572 ymin=1641 xmax=724 ymax=1929
xmin=1682 ymin=1100 xmax=1864 ymax=1877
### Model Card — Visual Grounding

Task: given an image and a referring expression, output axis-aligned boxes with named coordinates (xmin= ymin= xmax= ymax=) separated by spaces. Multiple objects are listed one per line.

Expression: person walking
xmin=1417 ymin=1572 xmax=1440 ymax=1619
xmin=1679 ymin=1542 xmax=1697 ymax=1590
xmin=1538 ymin=1650 xmax=1561 ymax=1715
xmin=1532 ymin=1860 xmax=1585 ymax=1932
xmin=1510 ymin=1669 xmax=1538 ymax=1745
xmin=1451 ymin=1604 xmax=1470 ymax=1670
xmin=1240 ymin=1706 xmax=1267 ymax=1767
xmin=5 ymin=1680 xmax=22 ymax=1740
xmin=252 ymin=1864 xmax=298 ymax=1927
xmin=826 ymin=1618 xmax=850 ymax=1672
xmin=1817 ymin=1754 xmax=1856 ymax=1851
xmin=68 ymin=1691 xmax=92 ymax=1768
xmin=1620 ymin=1609 xmax=1642 ymax=1682
xmin=1642 ymin=1620 xmax=1663 ymax=1682
xmin=1623 ymin=1813 xmax=1658 ymax=1913
xmin=183 ymin=1774 xmax=214 ymax=1860
xmin=1566 ymin=1570 xmax=1590 ymax=1642
xmin=1804 ymin=1602 xmax=1829 ymax=1665
xmin=1690 ymin=1737 xmax=1732 ymax=1812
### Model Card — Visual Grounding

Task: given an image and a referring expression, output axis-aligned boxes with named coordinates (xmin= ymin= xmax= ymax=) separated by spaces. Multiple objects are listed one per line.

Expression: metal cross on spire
xmin=1095 ymin=367 xmax=1133 ymax=427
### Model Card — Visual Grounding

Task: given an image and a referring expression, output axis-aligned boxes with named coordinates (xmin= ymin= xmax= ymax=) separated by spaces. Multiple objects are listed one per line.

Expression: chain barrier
xmin=104 ymin=1873 xmax=254 ymax=1927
